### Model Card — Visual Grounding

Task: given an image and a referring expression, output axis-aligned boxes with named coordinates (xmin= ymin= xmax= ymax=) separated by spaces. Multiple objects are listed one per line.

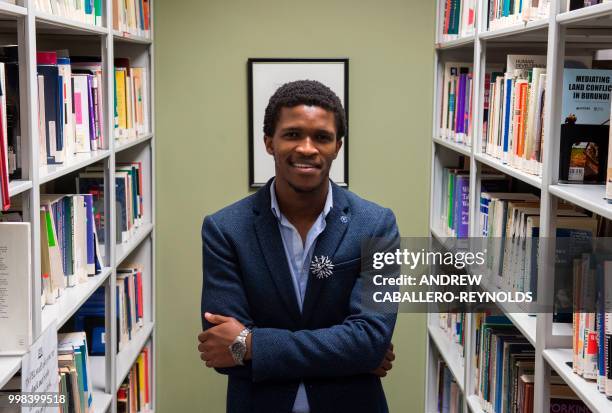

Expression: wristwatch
xmin=229 ymin=328 xmax=251 ymax=366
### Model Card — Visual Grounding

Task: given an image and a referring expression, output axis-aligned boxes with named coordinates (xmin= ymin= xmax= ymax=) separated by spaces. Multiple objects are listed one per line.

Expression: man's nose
xmin=295 ymin=137 xmax=318 ymax=156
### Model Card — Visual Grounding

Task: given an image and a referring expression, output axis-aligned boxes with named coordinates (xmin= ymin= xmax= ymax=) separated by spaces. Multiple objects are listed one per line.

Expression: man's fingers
xmin=198 ymin=331 xmax=206 ymax=342
xmin=371 ymin=367 xmax=387 ymax=378
xmin=382 ymin=359 xmax=393 ymax=371
xmin=385 ymin=349 xmax=395 ymax=361
xmin=198 ymin=342 xmax=210 ymax=353
xmin=389 ymin=342 xmax=394 ymax=351
xmin=204 ymin=312 xmax=232 ymax=325
xmin=206 ymin=360 xmax=214 ymax=368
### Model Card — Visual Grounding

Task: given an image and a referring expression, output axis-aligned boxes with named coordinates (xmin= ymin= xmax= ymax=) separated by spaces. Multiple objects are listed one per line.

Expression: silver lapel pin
xmin=310 ymin=255 xmax=334 ymax=279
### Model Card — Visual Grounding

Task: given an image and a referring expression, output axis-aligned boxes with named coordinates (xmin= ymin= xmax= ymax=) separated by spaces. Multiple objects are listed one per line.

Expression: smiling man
xmin=198 ymin=80 xmax=399 ymax=413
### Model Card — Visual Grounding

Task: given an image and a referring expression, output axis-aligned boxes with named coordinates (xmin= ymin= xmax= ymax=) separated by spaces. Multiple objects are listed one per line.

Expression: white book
xmin=72 ymin=74 xmax=91 ymax=153
xmin=0 ymin=222 xmax=32 ymax=355
xmin=73 ymin=194 xmax=88 ymax=284
xmin=506 ymin=55 xmax=546 ymax=74
xmin=57 ymin=58 xmax=75 ymax=158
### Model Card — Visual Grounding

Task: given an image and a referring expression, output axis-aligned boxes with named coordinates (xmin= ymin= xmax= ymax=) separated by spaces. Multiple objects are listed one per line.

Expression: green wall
xmin=154 ymin=0 xmax=434 ymax=411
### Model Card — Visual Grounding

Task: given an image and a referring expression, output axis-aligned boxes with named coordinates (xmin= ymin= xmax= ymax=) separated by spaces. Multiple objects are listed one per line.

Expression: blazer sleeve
xmin=201 ymin=214 xmax=254 ymax=379
xmin=250 ymin=208 xmax=400 ymax=382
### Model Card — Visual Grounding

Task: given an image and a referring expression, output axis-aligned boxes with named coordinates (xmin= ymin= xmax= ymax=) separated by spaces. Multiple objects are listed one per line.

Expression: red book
xmin=443 ymin=0 xmax=452 ymax=35
xmin=143 ymin=0 xmax=150 ymax=31
xmin=36 ymin=51 xmax=57 ymax=65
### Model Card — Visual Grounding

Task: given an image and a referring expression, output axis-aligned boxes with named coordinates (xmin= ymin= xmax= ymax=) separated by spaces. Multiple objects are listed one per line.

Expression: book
xmin=37 ymin=51 xmax=64 ymax=165
xmin=0 ymin=222 xmax=32 ymax=354
xmin=439 ymin=62 xmax=473 ymax=145
xmin=113 ymin=0 xmax=151 ymax=38
xmin=58 ymin=331 xmax=93 ymax=413
xmin=483 ymin=56 xmax=549 ymax=175
xmin=117 ymin=343 xmax=152 ymax=413
xmin=0 ymin=46 xmax=22 ymax=182
xmin=486 ymin=0 xmax=550 ymax=31
xmin=36 ymin=0 xmax=103 ymax=26
xmin=114 ymin=59 xmax=149 ymax=143
xmin=558 ymin=68 xmax=612 ymax=183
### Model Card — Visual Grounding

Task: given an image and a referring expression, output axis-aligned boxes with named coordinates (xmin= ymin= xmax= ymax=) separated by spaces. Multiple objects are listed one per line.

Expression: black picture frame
xmin=247 ymin=58 xmax=349 ymax=188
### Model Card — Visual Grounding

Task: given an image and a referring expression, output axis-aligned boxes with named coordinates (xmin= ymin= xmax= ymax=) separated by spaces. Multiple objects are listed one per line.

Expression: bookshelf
xmin=428 ymin=1 xmax=612 ymax=413
xmin=0 ymin=1 xmax=155 ymax=412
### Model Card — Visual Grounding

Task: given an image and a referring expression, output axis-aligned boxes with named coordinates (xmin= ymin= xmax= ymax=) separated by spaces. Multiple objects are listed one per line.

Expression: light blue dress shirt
xmin=270 ymin=179 xmax=333 ymax=413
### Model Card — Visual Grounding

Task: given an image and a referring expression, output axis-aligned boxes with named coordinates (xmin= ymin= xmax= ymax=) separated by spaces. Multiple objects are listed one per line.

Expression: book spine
xmin=449 ymin=0 xmax=459 ymax=35
xmin=455 ymin=73 xmax=466 ymax=135
xmin=92 ymin=76 xmax=101 ymax=148
xmin=84 ymin=194 xmax=95 ymax=275
xmin=86 ymin=75 xmax=96 ymax=150
xmin=458 ymin=176 xmax=469 ymax=238
xmin=502 ymin=76 xmax=513 ymax=164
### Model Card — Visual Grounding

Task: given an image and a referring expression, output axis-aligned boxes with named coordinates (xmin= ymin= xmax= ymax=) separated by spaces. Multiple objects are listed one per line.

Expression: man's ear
xmin=264 ymin=135 xmax=274 ymax=155
xmin=333 ymin=138 xmax=343 ymax=160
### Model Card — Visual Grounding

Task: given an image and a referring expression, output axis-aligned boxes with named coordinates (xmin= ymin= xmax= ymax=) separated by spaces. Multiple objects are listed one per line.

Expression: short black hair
xmin=263 ymin=80 xmax=347 ymax=139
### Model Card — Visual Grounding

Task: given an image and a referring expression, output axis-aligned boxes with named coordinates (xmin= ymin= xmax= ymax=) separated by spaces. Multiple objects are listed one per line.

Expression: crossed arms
xmin=198 ymin=208 xmax=399 ymax=383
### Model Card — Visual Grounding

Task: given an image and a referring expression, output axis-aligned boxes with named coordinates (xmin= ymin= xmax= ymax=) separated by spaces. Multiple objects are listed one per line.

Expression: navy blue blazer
xmin=201 ymin=180 xmax=399 ymax=413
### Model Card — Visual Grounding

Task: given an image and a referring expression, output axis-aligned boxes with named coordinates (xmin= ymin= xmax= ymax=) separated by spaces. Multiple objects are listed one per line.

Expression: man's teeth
xmin=293 ymin=163 xmax=315 ymax=168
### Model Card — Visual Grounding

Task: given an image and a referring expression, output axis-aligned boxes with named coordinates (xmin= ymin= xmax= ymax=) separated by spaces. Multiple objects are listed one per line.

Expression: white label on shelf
xmin=21 ymin=321 xmax=58 ymax=413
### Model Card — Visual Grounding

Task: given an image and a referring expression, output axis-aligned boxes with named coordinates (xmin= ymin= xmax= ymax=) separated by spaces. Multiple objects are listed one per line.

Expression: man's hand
xmin=198 ymin=312 xmax=246 ymax=368
xmin=371 ymin=343 xmax=395 ymax=378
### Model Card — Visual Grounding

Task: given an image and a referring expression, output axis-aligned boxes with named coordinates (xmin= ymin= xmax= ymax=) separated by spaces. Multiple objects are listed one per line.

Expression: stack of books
xmin=117 ymin=343 xmax=151 ymax=413
xmin=114 ymin=58 xmax=150 ymax=144
xmin=76 ymin=161 xmax=145 ymax=247
xmin=40 ymin=193 xmax=104 ymax=305
xmin=117 ymin=265 xmax=145 ymax=352
xmin=483 ymin=55 xmax=547 ymax=176
xmin=436 ymin=360 xmax=463 ymax=413
xmin=439 ymin=62 xmax=473 ymax=146
xmin=57 ymin=332 xmax=94 ymax=413
xmin=37 ymin=51 xmax=104 ymax=167
xmin=485 ymin=0 xmax=550 ymax=31
xmin=35 ymin=0 xmax=104 ymax=26
xmin=439 ymin=0 xmax=476 ymax=42
xmin=113 ymin=0 xmax=151 ymax=38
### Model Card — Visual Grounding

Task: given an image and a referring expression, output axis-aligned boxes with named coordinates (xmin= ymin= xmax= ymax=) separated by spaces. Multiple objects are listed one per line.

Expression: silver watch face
xmin=231 ymin=341 xmax=245 ymax=358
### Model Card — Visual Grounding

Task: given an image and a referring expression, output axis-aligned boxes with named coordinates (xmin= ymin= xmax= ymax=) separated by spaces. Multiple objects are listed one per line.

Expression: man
xmin=198 ymin=80 xmax=398 ymax=413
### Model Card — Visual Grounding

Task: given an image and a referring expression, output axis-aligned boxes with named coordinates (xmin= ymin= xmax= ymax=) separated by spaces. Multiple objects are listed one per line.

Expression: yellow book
xmin=115 ymin=68 xmax=127 ymax=133
xmin=137 ymin=353 xmax=146 ymax=409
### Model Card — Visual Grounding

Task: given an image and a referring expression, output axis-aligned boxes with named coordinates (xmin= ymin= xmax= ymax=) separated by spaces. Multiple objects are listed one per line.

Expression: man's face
xmin=265 ymin=105 xmax=342 ymax=193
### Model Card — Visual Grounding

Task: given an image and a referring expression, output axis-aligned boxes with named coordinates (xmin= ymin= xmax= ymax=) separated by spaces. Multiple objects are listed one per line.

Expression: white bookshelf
xmin=0 ymin=1 xmax=156 ymax=413
xmin=427 ymin=1 xmax=612 ymax=413
xmin=427 ymin=322 xmax=465 ymax=393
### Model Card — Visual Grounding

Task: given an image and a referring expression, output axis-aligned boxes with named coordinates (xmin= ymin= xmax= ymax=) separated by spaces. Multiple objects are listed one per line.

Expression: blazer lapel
xmin=252 ymin=183 xmax=302 ymax=323
xmin=301 ymin=184 xmax=351 ymax=325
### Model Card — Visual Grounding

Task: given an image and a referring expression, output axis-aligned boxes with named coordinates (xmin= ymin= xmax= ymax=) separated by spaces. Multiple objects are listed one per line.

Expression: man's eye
xmin=317 ymin=135 xmax=332 ymax=142
xmin=284 ymin=132 xmax=300 ymax=138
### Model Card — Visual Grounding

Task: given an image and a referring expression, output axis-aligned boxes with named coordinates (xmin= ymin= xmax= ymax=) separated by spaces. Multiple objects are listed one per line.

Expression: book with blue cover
xmin=561 ymin=68 xmax=612 ymax=125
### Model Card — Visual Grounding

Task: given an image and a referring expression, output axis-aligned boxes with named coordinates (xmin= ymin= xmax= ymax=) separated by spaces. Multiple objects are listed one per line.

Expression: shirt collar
xmin=270 ymin=179 xmax=333 ymax=221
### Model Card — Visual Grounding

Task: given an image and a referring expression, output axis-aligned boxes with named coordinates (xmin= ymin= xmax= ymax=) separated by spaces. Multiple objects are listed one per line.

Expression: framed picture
xmin=247 ymin=58 xmax=349 ymax=187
